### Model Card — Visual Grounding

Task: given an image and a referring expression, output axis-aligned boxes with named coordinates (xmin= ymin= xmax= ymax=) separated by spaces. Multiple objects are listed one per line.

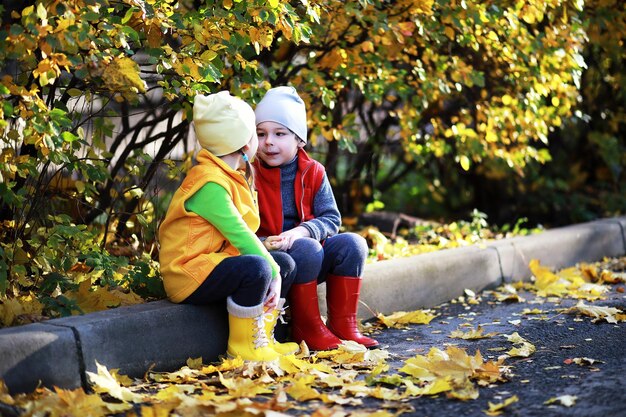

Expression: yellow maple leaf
xmin=340 ymin=381 xmax=374 ymax=398
xmin=567 ymin=301 xmax=623 ymax=323
xmin=399 ymin=355 xmax=437 ymax=380
xmin=529 ymin=259 xmax=569 ymax=297
xmin=449 ymin=325 xmax=498 ymax=339
xmin=153 ymin=384 xmax=192 ymax=402
xmin=522 ymin=308 xmax=544 ymax=315
xmin=599 ymin=269 xmax=624 ymax=284
xmin=366 ymin=385 xmax=404 ymax=401
xmin=446 ymin=378 xmax=480 ymax=401
xmin=492 ymin=284 xmax=526 ymax=302
xmin=186 ymin=357 xmax=203 ymax=370
xmin=286 ymin=375 xmax=323 ymax=401
xmin=55 ymin=386 xmax=120 ymax=416
xmin=400 ymin=345 xmax=506 ymax=400
xmin=403 ymin=377 xmax=453 ymax=396
xmin=87 ymin=361 xmax=145 ymax=403
xmin=315 ymin=340 xmax=388 ymax=365
xmin=218 ymin=372 xmax=272 ymax=397
xmin=376 ymin=309 xmax=438 ymax=328
xmin=504 ymin=332 xmax=536 ymax=357
xmin=201 ymin=356 xmax=244 ymax=375
xmin=109 ymin=368 xmax=134 ymax=386
xmin=278 ymin=353 xmax=333 ymax=374
xmin=485 ymin=394 xmax=519 ymax=415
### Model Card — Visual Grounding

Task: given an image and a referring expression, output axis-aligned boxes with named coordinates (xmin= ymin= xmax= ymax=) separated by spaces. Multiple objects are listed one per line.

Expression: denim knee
xmin=320 ymin=232 xmax=369 ymax=279
xmin=231 ymin=255 xmax=273 ymax=306
xmin=334 ymin=232 xmax=368 ymax=261
xmin=289 ymin=237 xmax=324 ymax=283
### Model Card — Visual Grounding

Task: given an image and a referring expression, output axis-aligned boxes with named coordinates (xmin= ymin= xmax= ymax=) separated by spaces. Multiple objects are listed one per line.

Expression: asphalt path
xmin=362 ymin=279 xmax=626 ymax=416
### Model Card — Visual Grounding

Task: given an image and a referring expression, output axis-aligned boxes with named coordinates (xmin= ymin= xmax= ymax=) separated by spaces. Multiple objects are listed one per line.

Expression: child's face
xmin=256 ymin=121 xmax=303 ymax=167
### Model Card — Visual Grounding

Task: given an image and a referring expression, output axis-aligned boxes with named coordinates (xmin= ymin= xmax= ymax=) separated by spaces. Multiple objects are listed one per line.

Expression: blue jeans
xmin=272 ymin=232 xmax=368 ymax=284
xmin=182 ymin=254 xmax=296 ymax=307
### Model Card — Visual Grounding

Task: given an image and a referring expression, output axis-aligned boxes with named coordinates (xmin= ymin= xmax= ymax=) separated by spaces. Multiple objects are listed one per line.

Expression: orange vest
xmin=158 ymin=149 xmax=259 ymax=303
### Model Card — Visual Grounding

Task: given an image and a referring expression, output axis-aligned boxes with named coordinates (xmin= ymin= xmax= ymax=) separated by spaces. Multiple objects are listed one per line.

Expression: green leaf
xmin=9 ymin=24 xmax=24 ymax=36
xmin=203 ymin=63 xmax=223 ymax=82
xmin=122 ymin=7 xmax=137 ymax=24
xmin=61 ymin=131 xmax=79 ymax=142
xmin=67 ymin=88 xmax=83 ymax=97
xmin=121 ymin=26 xmax=140 ymax=42
xmin=83 ymin=11 xmax=100 ymax=21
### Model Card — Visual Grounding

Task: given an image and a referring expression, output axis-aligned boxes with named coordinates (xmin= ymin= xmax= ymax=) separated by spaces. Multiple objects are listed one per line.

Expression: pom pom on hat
xmin=193 ymin=91 xmax=256 ymax=156
xmin=255 ymin=86 xmax=308 ymax=143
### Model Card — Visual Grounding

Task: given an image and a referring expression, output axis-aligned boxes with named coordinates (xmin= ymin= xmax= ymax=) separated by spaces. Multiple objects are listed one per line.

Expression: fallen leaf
xmin=87 ymin=361 xmax=145 ymax=403
xmin=564 ymin=357 xmax=604 ymax=366
xmin=376 ymin=309 xmax=438 ymax=328
xmin=485 ymin=394 xmax=519 ymax=415
xmin=567 ymin=301 xmax=623 ymax=323
xmin=449 ymin=325 xmax=498 ymax=340
xmin=545 ymin=394 xmax=577 ymax=407
xmin=503 ymin=332 xmax=536 ymax=357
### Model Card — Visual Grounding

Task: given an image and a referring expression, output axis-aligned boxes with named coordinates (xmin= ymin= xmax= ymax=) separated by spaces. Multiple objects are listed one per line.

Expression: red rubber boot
xmin=289 ymin=281 xmax=342 ymax=351
xmin=326 ymin=275 xmax=379 ymax=348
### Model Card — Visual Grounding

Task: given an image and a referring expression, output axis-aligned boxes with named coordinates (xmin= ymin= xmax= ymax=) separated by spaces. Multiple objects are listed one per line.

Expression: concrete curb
xmin=1 ymin=216 xmax=624 ymax=394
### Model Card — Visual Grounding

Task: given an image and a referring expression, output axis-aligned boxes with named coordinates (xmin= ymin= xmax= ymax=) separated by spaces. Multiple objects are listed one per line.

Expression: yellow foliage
xmin=0 ymin=294 xmax=44 ymax=327
xmin=101 ymin=56 xmax=147 ymax=101
xmin=64 ymin=279 xmax=143 ymax=314
xmin=528 ymin=259 xmax=611 ymax=300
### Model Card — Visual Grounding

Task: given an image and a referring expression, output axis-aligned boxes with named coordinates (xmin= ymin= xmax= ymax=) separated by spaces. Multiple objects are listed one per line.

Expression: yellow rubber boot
xmin=265 ymin=299 xmax=299 ymax=355
xmin=226 ymin=297 xmax=281 ymax=362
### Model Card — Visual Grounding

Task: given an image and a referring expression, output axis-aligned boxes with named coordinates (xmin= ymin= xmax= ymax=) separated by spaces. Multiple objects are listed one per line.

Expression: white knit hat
xmin=193 ymin=91 xmax=256 ymax=156
xmin=254 ymin=86 xmax=308 ymax=143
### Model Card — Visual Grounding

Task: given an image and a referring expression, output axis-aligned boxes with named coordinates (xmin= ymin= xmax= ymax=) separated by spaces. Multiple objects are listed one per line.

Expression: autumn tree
xmin=0 ymin=0 xmax=623 ymax=322
xmin=0 ymin=0 xmax=316 ymax=319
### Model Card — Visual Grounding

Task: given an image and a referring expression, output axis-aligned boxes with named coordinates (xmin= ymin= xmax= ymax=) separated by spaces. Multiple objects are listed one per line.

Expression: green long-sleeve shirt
xmin=184 ymin=182 xmax=279 ymax=279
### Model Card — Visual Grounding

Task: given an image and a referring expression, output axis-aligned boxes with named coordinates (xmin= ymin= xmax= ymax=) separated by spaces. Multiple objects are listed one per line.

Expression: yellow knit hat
xmin=193 ymin=91 xmax=255 ymax=156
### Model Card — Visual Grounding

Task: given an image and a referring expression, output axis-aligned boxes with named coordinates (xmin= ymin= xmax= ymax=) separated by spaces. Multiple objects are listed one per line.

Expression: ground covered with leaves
xmin=1 ymin=257 xmax=625 ymax=417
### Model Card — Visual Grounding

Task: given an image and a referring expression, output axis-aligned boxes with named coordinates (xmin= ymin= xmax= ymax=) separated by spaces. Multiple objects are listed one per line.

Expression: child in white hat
xmin=159 ymin=91 xmax=298 ymax=361
xmin=253 ymin=86 xmax=379 ymax=350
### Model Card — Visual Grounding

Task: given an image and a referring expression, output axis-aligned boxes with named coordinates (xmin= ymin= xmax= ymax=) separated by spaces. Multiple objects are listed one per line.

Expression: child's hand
xmin=263 ymin=235 xmax=283 ymax=251
xmin=264 ymin=274 xmax=281 ymax=311
xmin=277 ymin=226 xmax=310 ymax=250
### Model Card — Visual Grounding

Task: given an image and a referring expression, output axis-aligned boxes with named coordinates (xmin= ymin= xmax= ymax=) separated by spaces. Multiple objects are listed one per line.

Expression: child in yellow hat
xmin=159 ymin=91 xmax=298 ymax=361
